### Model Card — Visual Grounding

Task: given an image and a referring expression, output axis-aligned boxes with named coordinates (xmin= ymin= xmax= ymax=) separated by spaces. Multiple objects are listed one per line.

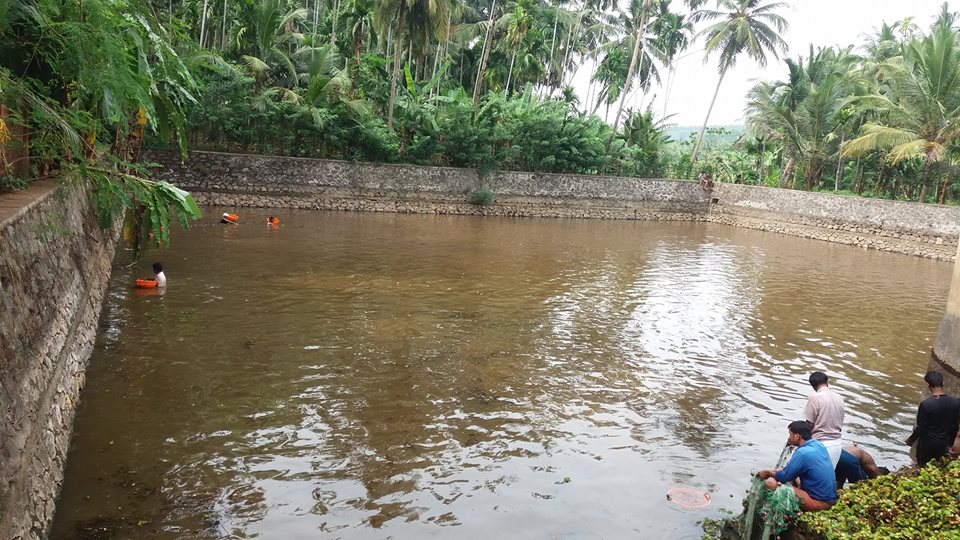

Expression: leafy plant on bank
xmin=0 ymin=0 xmax=202 ymax=245
xmin=469 ymin=187 xmax=493 ymax=205
xmin=799 ymin=459 xmax=960 ymax=539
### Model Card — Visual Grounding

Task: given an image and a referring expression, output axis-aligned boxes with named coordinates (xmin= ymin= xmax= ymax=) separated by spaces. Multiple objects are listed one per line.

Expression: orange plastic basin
xmin=135 ymin=278 xmax=158 ymax=289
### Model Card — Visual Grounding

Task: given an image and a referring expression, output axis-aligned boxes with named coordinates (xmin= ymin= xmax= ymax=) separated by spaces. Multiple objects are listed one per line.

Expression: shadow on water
xmin=49 ymin=211 xmax=951 ymax=539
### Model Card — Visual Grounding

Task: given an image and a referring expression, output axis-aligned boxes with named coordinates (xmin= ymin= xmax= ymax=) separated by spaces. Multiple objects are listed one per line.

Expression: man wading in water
xmin=804 ymin=371 xmax=845 ymax=468
xmin=906 ymin=371 xmax=960 ymax=467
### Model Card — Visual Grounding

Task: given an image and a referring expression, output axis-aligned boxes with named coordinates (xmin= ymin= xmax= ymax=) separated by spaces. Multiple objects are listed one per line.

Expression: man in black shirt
xmin=905 ymin=371 xmax=960 ymax=466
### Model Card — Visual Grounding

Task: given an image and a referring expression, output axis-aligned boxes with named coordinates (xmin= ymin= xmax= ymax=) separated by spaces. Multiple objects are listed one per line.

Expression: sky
xmin=572 ymin=0 xmax=948 ymax=127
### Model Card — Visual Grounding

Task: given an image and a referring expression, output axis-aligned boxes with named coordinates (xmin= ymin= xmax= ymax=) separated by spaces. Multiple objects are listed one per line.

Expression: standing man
xmin=905 ymin=371 xmax=960 ymax=467
xmin=804 ymin=372 xmax=845 ymax=468
xmin=757 ymin=420 xmax=837 ymax=512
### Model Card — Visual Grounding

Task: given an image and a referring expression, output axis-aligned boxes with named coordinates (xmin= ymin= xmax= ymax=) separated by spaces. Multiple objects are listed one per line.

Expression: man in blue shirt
xmin=757 ymin=420 xmax=838 ymax=512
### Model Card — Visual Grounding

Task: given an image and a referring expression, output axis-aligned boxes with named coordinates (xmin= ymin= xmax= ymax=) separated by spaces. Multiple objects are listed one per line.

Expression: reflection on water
xmin=50 ymin=211 xmax=951 ymax=539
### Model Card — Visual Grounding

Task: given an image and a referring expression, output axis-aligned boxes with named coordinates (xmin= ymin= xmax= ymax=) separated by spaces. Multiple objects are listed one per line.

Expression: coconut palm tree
xmin=843 ymin=18 xmax=960 ymax=203
xmin=340 ymin=0 xmax=376 ymax=73
xmin=232 ymin=0 xmax=309 ymax=87
xmin=502 ymin=0 xmax=534 ymax=93
xmin=689 ymin=0 xmax=788 ymax=166
xmin=650 ymin=1 xmax=693 ymax=118
xmin=605 ymin=0 xmax=651 ymax=150
xmin=745 ymin=45 xmax=860 ymax=190
xmin=471 ymin=0 xmax=500 ymax=117
xmin=380 ymin=0 xmax=459 ymax=128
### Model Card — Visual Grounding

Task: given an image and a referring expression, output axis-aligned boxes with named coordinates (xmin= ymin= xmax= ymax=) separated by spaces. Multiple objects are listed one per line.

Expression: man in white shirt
xmin=804 ymin=371 xmax=845 ymax=468
xmin=153 ymin=262 xmax=167 ymax=287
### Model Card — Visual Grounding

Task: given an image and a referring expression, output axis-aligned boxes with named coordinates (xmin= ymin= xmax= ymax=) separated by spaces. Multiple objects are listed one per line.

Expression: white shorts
xmin=820 ymin=438 xmax=843 ymax=468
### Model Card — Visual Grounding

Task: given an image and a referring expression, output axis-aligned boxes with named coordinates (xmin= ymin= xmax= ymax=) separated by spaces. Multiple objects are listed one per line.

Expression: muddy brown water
xmin=49 ymin=209 xmax=951 ymax=539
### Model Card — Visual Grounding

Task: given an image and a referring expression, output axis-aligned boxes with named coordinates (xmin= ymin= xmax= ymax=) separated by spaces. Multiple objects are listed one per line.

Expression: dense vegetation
xmin=744 ymin=5 xmax=960 ymax=203
xmin=0 ymin=0 xmax=201 ymax=244
xmin=4 ymin=0 xmax=960 ymax=239
xmin=799 ymin=459 xmax=960 ymax=539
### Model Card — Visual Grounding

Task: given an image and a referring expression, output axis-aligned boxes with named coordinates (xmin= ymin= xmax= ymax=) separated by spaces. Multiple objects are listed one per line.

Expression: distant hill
xmin=665 ymin=124 xmax=744 ymax=146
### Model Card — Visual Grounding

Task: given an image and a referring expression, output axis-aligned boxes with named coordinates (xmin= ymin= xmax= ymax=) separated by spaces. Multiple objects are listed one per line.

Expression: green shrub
xmin=469 ymin=188 xmax=494 ymax=206
xmin=800 ymin=459 xmax=960 ymax=539
xmin=1 ymin=174 xmax=30 ymax=192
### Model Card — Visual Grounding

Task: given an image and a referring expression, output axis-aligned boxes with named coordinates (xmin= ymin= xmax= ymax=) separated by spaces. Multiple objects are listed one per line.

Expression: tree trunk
xmin=544 ymin=6 xmax=559 ymax=96
xmin=758 ymin=140 xmax=765 ymax=183
xmin=557 ymin=20 xmax=574 ymax=96
xmin=506 ymin=50 xmax=517 ymax=94
xmin=835 ymin=131 xmax=845 ymax=191
xmin=584 ymin=25 xmax=606 ymax=111
xmin=690 ymin=71 xmax=725 ymax=166
xmin=806 ymin=158 xmax=820 ymax=191
xmin=606 ymin=0 xmax=651 ymax=152
xmin=386 ymin=26 xmax=392 ymax=63
xmin=353 ymin=29 xmax=363 ymax=74
xmin=919 ymin=157 xmax=934 ymax=203
xmin=0 ymin=104 xmax=8 ymax=175
xmin=199 ymin=0 xmax=210 ymax=48
xmin=387 ymin=5 xmax=406 ymax=129
xmin=873 ymin=154 xmax=886 ymax=197
xmin=940 ymin=171 xmax=952 ymax=204
xmin=779 ymin=156 xmax=794 ymax=189
xmin=561 ymin=10 xmax=585 ymax=90
xmin=591 ymin=87 xmax=606 ymax=115
xmin=331 ymin=0 xmax=340 ymax=46
xmin=313 ymin=0 xmax=321 ymax=46
xmin=853 ymin=156 xmax=862 ymax=194
xmin=431 ymin=10 xmax=452 ymax=97
xmin=472 ymin=0 xmax=498 ymax=119
xmin=221 ymin=0 xmax=228 ymax=50
xmin=662 ymin=63 xmax=676 ymax=119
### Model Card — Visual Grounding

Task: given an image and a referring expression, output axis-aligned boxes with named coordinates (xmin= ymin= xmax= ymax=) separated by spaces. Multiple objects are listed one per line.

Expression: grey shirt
xmin=804 ymin=386 xmax=845 ymax=441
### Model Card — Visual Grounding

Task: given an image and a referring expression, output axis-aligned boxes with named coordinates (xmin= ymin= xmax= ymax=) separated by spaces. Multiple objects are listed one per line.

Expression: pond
xmin=50 ymin=209 xmax=951 ymax=539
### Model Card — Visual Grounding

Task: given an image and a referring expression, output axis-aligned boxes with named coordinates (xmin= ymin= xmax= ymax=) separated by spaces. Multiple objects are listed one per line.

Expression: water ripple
xmin=50 ymin=213 xmax=952 ymax=540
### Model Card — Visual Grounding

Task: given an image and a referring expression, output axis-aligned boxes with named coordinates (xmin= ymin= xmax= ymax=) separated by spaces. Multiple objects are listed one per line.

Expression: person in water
xmin=757 ymin=420 xmax=837 ymax=512
xmin=835 ymin=444 xmax=888 ymax=489
xmin=153 ymin=261 xmax=167 ymax=287
xmin=804 ymin=371 xmax=845 ymax=468
xmin=906 ymin=371 xmax=960 ymax=466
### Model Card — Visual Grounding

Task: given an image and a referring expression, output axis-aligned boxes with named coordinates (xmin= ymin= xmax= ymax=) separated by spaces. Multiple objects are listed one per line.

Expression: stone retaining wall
xmin=711 ymin=184 xmax=959 ymax=261
xmin=0 ymin=181 xmax=119 ymax=540
xmin=151 ymin=151 xmax=711 ymax=220
xmin=150 ymin=151 xmax=960 ymax=261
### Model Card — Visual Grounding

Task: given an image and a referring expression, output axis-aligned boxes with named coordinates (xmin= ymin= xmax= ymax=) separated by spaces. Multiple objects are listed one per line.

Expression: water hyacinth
xmin=800 ymin=458 xmax=960 ymax=539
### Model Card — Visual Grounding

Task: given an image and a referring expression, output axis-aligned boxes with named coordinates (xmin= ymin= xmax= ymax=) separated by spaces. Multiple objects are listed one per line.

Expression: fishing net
xmin=758 ymin=484 xmax=802 ymax=536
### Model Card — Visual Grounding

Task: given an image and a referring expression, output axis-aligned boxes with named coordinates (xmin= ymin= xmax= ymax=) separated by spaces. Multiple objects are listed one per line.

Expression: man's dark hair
xmin=788 ymin=420 xmax=814 ymax=440
xmin=809 ymin=372 xmax=829 ymax=389
xmin=924 ymin=371 xmax=945 ymax=388
xmin=152 ymin=262 xmax=163 ymax=273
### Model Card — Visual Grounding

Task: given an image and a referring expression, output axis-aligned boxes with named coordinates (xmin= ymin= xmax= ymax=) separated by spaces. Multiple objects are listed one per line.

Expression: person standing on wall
xmin=905 ymin=371 xmax=960 ymax=467
xmin=804 ymin=371 xmax=845 ymax=468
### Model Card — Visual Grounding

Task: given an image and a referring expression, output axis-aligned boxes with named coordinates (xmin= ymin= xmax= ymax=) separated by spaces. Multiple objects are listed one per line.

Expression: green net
xmin=758 ymin=484 xmax=802 ymax=536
